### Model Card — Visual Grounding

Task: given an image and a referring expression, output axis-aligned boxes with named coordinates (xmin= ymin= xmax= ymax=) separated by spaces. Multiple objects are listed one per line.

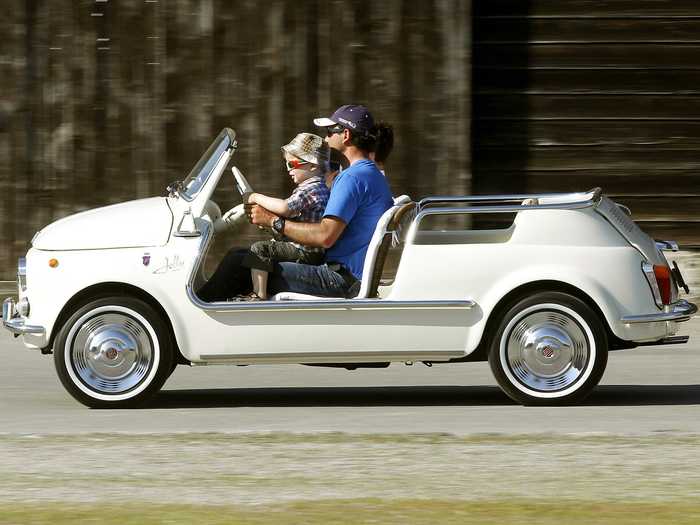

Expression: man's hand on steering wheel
xmin=246 ymin=203 xmax=277 ymax=229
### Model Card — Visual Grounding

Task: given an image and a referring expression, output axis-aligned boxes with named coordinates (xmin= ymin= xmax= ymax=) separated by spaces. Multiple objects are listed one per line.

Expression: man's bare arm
xmin=248 ymin=204 xmax=345 ymax=249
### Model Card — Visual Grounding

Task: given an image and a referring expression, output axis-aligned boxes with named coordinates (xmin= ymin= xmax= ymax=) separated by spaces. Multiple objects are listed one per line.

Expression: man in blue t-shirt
xmin=249 ymin=104 xmax=393 ymax=298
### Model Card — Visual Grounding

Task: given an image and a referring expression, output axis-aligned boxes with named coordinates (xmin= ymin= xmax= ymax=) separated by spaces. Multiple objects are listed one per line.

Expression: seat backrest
xmin=356 ymin=201 xmax=416 ymax=298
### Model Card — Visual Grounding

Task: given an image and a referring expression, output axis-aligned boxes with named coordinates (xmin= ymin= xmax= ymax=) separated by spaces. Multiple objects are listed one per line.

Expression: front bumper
xmin=2 ymin=297 xmax=45 ymax=337
xmin=620 ymin=299 xmax=697 ymax=324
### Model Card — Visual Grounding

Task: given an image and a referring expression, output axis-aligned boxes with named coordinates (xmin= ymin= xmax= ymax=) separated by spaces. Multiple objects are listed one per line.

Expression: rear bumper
xmin=620 ymin=299 xmax=697 ymax=324
xmin=2 ymin=297 xmax=45 ymax=337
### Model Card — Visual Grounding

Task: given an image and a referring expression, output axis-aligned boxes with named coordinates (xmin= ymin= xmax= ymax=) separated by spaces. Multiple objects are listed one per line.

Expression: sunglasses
xmin=285 ymin=158 xmax=310 ymax=171
xmin=325 ymin=125 xmax=345 ymax=137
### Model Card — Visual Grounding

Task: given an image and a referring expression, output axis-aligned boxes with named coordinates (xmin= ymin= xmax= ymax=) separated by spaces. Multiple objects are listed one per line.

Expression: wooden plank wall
xmin=0 ymin=0 xmax=471 ymax=280
xmin=473 ymin=0 xmax=700 ymax=247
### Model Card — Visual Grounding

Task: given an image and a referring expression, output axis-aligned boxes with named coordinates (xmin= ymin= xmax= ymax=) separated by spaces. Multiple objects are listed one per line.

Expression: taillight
xmin=642 ymin=262 xmax=673 ymax=308
xmin=653 ymin=265 xmax=672 ymax=305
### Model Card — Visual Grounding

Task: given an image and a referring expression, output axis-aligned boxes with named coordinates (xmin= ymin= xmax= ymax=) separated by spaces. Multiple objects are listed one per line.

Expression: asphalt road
xmin=1 ymin=318 xmax=699 ymax=436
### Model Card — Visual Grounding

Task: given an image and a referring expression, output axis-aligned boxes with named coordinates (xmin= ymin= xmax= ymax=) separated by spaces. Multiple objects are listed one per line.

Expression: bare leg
xmin=251 ymin=269 xmax=268 ymax=299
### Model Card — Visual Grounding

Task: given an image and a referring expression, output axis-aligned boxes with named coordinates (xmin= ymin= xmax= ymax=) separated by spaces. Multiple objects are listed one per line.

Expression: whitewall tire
xmin=54 ymin=296 xmax=174 ymax=408
xmin=488 ymin=292 xmax=608 ymax=405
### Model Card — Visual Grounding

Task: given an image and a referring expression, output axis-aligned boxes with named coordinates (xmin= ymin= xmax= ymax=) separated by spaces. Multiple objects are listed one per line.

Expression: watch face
xmin=274 ymin=218 xmax=284 ymax=233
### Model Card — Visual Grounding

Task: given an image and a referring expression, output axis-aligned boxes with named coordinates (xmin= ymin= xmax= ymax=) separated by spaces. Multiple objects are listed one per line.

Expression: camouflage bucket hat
xmin=281 ymin=133 xmax=330 ymax=166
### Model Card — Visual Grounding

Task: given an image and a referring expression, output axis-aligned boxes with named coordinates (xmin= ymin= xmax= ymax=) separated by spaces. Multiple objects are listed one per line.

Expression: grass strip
xmin=1 ymin=500 xmax=700 ymax=525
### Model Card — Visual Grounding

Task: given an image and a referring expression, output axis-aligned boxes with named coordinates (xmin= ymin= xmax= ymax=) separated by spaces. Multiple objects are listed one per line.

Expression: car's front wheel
xmin=54 ymin=296 xmax=174 ymax=408
xmin=488 ymin=291 xmax=608 ymax=405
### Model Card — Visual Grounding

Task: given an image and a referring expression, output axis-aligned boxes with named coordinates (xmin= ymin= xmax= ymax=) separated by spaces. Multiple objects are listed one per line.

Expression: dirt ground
xmin=2 ymin=433 xmax=700 ymax=506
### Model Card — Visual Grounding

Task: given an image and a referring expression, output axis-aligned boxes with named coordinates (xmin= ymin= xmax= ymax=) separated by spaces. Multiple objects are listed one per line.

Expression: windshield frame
xmin=179 ymin=128 xmax=236 ymax=202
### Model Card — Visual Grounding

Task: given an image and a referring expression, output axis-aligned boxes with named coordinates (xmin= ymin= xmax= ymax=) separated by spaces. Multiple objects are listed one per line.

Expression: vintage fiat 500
xmin=2 ymin=128 xmax=696 ymax=408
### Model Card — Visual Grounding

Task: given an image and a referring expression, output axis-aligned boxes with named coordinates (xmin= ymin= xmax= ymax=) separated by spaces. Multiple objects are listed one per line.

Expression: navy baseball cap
xmin=314 ymin=104 xmax=375 ymax=136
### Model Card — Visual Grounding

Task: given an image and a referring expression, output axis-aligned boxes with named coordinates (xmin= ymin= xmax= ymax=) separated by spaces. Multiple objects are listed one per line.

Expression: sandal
xmin=232 ymin=292 xmax=264 ymax=302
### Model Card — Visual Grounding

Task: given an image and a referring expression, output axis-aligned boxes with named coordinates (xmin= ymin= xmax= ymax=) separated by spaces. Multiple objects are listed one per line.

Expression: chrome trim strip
xmin=196 ymin=298 xmax=476 ymax=312
xmin=621 ymin=299 xmax=697 ymax=324
xmin=418 ymin=187 xmax=602 ymax=210
xmin=198 ymin=350 xmax=463 ymax=364
xmin=616 ymin=203 xmax=632 ymax=216
xmin=641 ymin=261 xmax=663 ymax=309
xmin=2 ymin=298 xmax=45 ymax=336
xmin=186 ymin=222 xmax=476 ymax=312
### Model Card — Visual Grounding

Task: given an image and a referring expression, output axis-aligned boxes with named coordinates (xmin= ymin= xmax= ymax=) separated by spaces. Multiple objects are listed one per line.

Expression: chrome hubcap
xmin=70 ymin=312 xmax=154 ymax=394
xmin=505 ymin=310 xmax=590 ymax=392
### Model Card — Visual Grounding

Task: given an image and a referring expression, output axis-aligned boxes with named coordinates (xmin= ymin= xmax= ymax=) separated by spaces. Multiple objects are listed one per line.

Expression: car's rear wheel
xmin=54 ymin=296 xmax=174 ymax=408
xmin=488 ymin=291 xmax=608 ymax=405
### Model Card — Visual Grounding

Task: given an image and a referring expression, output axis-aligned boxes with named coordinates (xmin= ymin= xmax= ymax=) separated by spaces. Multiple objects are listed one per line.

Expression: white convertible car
xmin=3 ymin=128 xmax=696 ymax=408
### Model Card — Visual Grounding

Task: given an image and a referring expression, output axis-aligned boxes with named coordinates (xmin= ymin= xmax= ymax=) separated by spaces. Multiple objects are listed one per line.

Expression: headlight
xmin=18 ymin=257 xmax=26 ymax=292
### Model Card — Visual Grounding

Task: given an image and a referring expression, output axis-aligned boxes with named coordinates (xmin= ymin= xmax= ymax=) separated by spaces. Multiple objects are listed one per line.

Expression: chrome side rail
xmin=406 ymin=196 xmax=601 ymax=246
xmin=621 ymin=299 xmax=697 ymax=324
xmin=418 ymin=187 xmax=602 ymax=210
xmin=198 ymin=349 xmax=464 ymax=364
xmin=186 ymin=222 xmax=476 ymax=312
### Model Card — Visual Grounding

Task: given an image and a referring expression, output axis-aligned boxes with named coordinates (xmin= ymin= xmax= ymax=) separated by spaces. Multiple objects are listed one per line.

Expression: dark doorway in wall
xmin=470 ymin=1 xmax=700 ymax=247
xmin=472 ymin=1 xmax=530 ymax=197
xmin=470 ymin=1 xmax=530 ymax=231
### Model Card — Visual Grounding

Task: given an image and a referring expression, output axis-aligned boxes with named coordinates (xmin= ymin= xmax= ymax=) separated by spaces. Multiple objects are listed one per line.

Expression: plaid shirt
xmin=284 ymin=175 xmax=330 ymax=253
xmin=285 ymin=175 xmax=330 ymax=223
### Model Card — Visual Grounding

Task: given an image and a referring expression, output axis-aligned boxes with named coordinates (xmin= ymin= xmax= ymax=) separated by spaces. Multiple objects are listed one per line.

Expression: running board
xmin=636 ymin=336 xmax=689 ymax=347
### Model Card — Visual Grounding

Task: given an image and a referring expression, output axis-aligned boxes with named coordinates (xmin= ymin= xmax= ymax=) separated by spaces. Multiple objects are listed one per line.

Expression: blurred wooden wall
xmin=0 ymin=0 xmax=472 ymax=279
xmin=474 ymin=0 xmax=700 ymax=247
xmin=5 ymin=0 xmax=699 ymax=285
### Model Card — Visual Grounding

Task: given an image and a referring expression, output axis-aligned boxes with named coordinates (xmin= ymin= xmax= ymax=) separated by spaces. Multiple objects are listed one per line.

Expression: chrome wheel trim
xmin=64 ymin=306 xmax=161 ymax=402
xmin=499 ymin=303 xmax=596 ymax=399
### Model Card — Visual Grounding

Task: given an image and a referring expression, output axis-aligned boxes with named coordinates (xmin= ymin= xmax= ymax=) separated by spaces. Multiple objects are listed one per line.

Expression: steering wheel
xmin=214 ymin=166 xmax=254 ymax=233
xmin=231 ymin=166 xmax=254 ymax=202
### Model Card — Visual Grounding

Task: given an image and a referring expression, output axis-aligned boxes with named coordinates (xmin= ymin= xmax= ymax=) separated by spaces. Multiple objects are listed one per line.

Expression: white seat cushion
xmin=273 ymin=292 xmax=339 ymax=301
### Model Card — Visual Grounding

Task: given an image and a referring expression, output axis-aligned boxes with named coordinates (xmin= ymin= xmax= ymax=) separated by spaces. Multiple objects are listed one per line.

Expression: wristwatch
xmin=272 ymin=216 xmax=286 ymax=237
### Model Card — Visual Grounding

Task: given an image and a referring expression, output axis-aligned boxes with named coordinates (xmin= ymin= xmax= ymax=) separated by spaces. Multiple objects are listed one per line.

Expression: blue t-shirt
xmin=323 ymin=159 xmax=393 ymax=279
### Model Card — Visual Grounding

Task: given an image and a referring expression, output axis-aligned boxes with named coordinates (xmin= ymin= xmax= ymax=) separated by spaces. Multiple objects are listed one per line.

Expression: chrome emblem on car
xmin=142 ymin=253 xmax=151 ymax=266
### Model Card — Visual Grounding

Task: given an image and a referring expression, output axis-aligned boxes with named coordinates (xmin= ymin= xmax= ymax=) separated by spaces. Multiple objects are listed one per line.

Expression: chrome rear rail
xmin=407 ymin=189 xmax=602 ymax=246
xmin=418 ymin=187 xmax=602 ymax=210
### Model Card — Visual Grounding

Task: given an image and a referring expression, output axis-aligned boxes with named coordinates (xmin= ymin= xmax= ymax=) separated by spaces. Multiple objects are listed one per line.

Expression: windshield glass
xmin=180 ymin=128 xmax=235 ymax=201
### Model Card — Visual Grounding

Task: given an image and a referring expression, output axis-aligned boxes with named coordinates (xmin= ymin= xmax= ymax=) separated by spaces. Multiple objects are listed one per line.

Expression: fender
xmin=464 ymin=259 xmax=641 ymax=354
